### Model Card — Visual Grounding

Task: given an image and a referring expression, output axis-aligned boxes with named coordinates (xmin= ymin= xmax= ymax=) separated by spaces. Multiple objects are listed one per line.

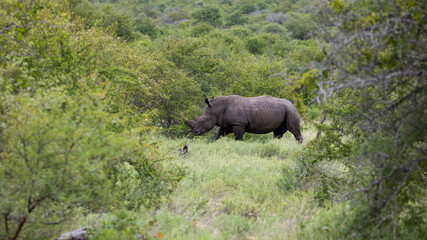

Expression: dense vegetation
xmin=0 ymin=0 xmax=425 ymax=239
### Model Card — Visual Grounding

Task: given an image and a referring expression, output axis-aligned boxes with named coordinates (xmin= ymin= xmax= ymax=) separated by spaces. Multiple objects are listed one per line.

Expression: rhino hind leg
xmin=273 ymin=122 xmax=288 ymax=139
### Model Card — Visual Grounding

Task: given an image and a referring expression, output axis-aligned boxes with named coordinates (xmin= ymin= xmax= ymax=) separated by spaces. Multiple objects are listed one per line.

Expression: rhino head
xmin=181 ymin=98 xmax=216 ymax=136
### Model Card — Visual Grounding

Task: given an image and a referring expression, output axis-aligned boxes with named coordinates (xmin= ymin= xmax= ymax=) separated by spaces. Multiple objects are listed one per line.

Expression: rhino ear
xmin=205 ymin=98 xmax=211 ymax=107
xmin=205 ymin=97 xmax=214 ymax=107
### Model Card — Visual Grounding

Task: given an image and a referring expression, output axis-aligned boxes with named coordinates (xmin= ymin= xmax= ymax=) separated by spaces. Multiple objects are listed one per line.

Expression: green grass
xmin=142 ymin=130 xmax=318 ymax=239
xmin=72 ymin=129 xmax=326 ymax=239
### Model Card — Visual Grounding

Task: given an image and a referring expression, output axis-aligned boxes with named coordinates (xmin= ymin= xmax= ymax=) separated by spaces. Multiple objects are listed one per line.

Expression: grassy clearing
xmin=142 ymin=129 xmax=319 ymax=239
xmin=72 ymin=129 xmax=326 ymax=239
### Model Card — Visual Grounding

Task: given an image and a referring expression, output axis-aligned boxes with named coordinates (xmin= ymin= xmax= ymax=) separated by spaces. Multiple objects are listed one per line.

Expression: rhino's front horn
xmin=180 ymin=112 xmax=194 ymax=128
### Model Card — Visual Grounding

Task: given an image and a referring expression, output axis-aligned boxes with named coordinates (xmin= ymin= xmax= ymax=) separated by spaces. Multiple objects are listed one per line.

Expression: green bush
xmin=135 ymin=17 xmax=159 ymax=39
xmin=71 ymin=2 xmax=136 ymax=40
xmin=0 ymin=1 xmax=185 ymax=239
xmin=225 ymin=10 xmax=247 ymax=26
xmin=0 ymin=90 xmax=183 ymax=240
xmin=262 ymin=23 xmax=285 ymax=35
xmin=245 ymin=36 xmax=268 ymax=54
xmin=191 ymin=22 xmax=214 ymax=37
xmin=113 ymin=14 xmax=135 ymax=40
xmin=168 ymin=8 xmax=190 ymax=22
xmin=191 ymin=5 xmax=222 ymax=27
xmin=240 ymin=3 xmax=256 ymax=14
xmin=88 ymin=209 xmax=150 ymax=240
xmin=229 ymin=26 xmax=252 ymax=38
xmin=284 ymin=13 xmax=317 ymax=40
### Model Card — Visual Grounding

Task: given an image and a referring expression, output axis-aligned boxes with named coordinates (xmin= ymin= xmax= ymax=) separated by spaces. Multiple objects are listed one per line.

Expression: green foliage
xmin=262 ymin=23 xmax=285 ymax=35
xmin=191 ymin=5 xmax=222 ymax=27
xmin=245 ymin=36 xmax=268 ymax=54
xmin=274 ymin=0 xmax=293 ymax=13
xmin=113 ymin=14 xmax=135 ymax=40
xmin=240 ymin=3 xmax=256 ymax=14
xmin=225 ymin=10 xmax=247 ymax=26
xmin=69 ymin=0 xmax=136 ymax=40
xmin=304 ymin=106 xmax=322 ymax=121
xmin=63 ymin=0 xmax=327 ymax=126
xmin=229 ymin=26 xmax=252 ymax=38
xmin=135 ymin=17 xmax=159 ymax=39
xmin=0 ymin=89 xmax=183 ymax=239
xmin=191 ymin=22 xmax=214 ymax=37
xmin=1 ymin=1 xmax=352 ymax=238
xmin=88 ymin=209 xmax=152 ymax=240
xmin=168 ymin=8 xmax=190 ymax=22
xmin=0 ymin=1 xmax=184 ymax=239
xmin=125 ymin=136 xmax=310 ymax=239
xmin=296 ymin=0 xmax=427 ymax=238
xmin=277 ymin=167 xmax=299 ymax=192
xmin=284 ymin=13 xmax=317 ymax=40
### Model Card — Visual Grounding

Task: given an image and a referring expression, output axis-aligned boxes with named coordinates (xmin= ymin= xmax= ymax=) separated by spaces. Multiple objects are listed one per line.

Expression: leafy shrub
xmin=240 ymin=4 xmax=257 ymax=14
xmin=262 ymin=23 xmax=285 ymax=35
xmin=71 ymin=1 xmax=136 ymax=40
xmin=88 ymin=209 xmax=152 ymax=240
xmin=168 ymin=8 xmax=190 ymax=22
xmin=191 ymin=5 xmax=222 ymax=27
xmin=191 ymin=22 xmax=214 ymax=37
xmin=304 ymin=106 xmax=322 ymax=121
xmin=0 ymin=1 xmax=185 ymax=239
xmin=284 ymin=40 xmax=324 ymax=73
xmin=0 ymin=90 xmax=183 ymax=240
xmin=113 ymin=14 xmax=135 ymax=40
xmin=265 ymin=12 xmax=289 ymax=24
xmin=157 ymin=2 xmax=167 ymax=12
xmin=274 ymin=0 xmax=293 ymax=13
xmin=225 ymin=10 xmax=248 ymax=26
xmin=257 ymin=2 xmax=268 ymax=11
xmin=245 ymin=36 xmax=268 ymax=54
xmin=298 ymin=0 xmax=427 ymax=237
xmin=135 ymin=17 xmax=159 ymax=39
xmin=229 ymin=26 xmax=252 ymax=38
xmin=284 ymin=13 xmax=317 ymax=40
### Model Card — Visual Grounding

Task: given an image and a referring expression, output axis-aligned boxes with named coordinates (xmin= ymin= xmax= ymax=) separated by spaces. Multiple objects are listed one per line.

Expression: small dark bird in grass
xmin=180 ymin=139 xmax=189 ymax=156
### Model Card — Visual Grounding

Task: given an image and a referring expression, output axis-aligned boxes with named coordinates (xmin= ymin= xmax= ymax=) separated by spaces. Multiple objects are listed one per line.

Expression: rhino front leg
xmin=232 ymin=125 xmax=245 ymax=141
xmin=216 ymin=127 xmax=231 ymax=139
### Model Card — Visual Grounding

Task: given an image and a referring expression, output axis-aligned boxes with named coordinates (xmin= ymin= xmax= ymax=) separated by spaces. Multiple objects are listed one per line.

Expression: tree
xmin=0 ymin=1 xmax=183 ymax=239
xmin=284 ymin=12 xmax=317 ymax=40
xmin=308 ymin=0 xmax=426 ymax=238
xmin=225 ymin=10 xmax=247 ymax=26
xmin=135 ymin=17 xmax=159 ymax=39
xmin=191 ymin=5 xmax=222 ymax=27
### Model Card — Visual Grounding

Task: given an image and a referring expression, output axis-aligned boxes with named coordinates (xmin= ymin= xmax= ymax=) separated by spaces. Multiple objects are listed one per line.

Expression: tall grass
xmin=72 ymin=129 xmax=338 ymax=239
xmin=140 ymin=130 xmax=319 ymax=239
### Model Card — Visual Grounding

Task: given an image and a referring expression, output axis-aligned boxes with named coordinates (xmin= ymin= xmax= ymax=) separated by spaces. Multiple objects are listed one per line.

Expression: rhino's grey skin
xmin=181 ymin=95 xmax=303 ymax=143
